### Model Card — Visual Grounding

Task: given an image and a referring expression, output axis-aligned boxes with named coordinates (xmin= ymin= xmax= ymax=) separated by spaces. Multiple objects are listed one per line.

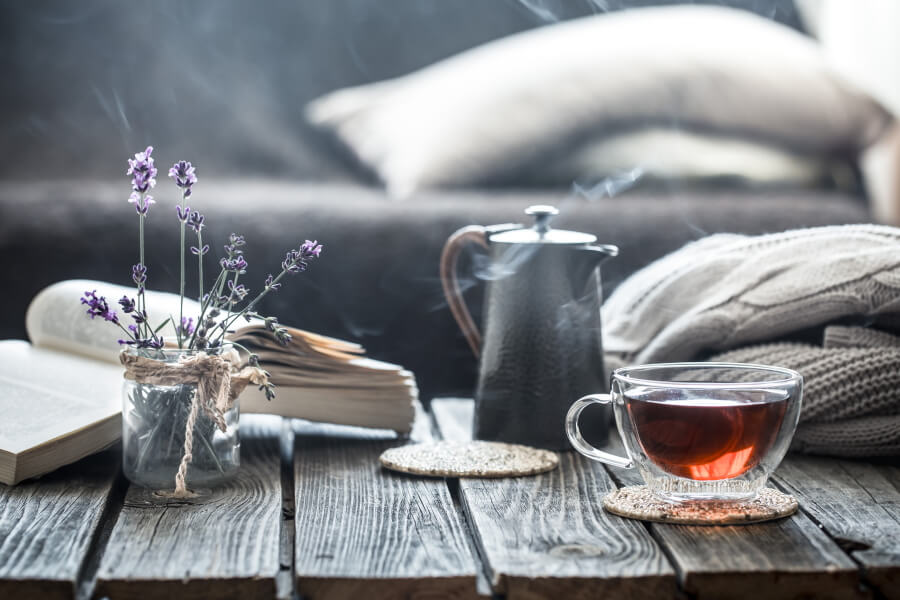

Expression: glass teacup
xmin=566 ymin=362 xmax=802 ymax=503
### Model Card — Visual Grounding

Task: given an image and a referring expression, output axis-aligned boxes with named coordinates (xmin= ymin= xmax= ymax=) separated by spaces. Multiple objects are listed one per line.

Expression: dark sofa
xmin=0 ymin=0 xmax=873 ymax=401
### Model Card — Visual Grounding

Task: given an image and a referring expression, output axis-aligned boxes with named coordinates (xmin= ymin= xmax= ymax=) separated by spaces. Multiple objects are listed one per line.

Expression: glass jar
xmin=121 ymin=346 xmax=240 ymax=491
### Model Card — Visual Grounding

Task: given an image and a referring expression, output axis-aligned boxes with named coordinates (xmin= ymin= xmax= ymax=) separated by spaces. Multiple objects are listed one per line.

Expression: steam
xmin=571 ymin=167 xmax=644 ymax=202
xmin=474 ymin=243 xmax=543 ymax=282
xmin=90 ymin=84 xmax=131 ymax=138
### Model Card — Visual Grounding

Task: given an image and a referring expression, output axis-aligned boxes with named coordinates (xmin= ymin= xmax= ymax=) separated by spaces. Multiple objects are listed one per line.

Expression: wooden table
xmin=1 ymin=399 xmax=898 ymax=600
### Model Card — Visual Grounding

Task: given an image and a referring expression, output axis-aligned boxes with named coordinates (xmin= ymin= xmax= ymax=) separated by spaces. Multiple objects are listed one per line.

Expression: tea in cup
xmin=566 ymin=363 xmax=802 ymax=502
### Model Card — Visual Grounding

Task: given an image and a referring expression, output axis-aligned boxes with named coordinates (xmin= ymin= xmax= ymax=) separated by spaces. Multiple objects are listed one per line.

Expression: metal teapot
xmin=440 ymin=205 xmax=618 ymax=450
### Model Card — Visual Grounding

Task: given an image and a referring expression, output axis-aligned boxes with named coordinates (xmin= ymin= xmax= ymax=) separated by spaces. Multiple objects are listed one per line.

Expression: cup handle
xmin=566 ymin=394 xmax=633 ymax=469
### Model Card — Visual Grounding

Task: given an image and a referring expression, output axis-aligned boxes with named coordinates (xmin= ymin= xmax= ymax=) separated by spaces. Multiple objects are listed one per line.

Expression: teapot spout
xmin=569 ymin=243 xmax=619 ymax=292
xmin=580 ymin=244 xmax=619 ymax=261
xmin=575 ymin=244 xmax=619 ymax=270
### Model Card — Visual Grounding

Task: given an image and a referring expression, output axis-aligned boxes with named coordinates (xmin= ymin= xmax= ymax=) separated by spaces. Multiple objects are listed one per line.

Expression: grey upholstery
xmin=0 ymin=181 xmax=869 ymax=399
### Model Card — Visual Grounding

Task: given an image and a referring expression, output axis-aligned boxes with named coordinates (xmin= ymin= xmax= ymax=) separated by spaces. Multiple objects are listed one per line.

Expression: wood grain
xmin=94 ymin=415 xmax=283 ymax=600
xmin=603 ymin=419 xmax=867 ymax=600
xmin=432 ymin=398 xmax=676 ymax=600
xmin=293 ymin=414 xmax=478 ymax=600
xmin=774 ymin=455 xmax=900 ymax=599
xmin=0 ymin=449 xmax=119 ymax=600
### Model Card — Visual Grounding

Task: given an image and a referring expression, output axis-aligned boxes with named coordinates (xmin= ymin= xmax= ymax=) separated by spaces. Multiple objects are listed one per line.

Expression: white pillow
xmin=307 ymin=5 xmax=893 ymax=197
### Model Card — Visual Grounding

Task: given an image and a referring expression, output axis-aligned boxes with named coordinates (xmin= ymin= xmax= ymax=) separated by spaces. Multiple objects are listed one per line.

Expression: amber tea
xmin=568 ymin=362 xmax=802 ymax=502
xmin=624 ymin=388 xmax=789 ymax=481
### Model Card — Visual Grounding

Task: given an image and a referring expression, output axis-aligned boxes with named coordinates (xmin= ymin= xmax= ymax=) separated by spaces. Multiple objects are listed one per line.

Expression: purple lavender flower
xmin=135 ymin=336 xmax=164 ymax=350
xmin=282 ymin=240 xmax=323 ymax=273
xmin=300 ymin=240 xmax=323 ymax=258
xmin=81 ymin=290 xmax=119 ymax=324
xmin=178 ymin=316 xmax=196 ymax=337
xmin=224 ymin=234 xmax=245 ymax=257
xmin=128 ymin=191 xmax=156 ymax=216
xmin=227 ymin=280 xmax=249 ymax=300
xmin=220 ymin=255 xmax=248 ymax=272
xmin=117 ymin=324 xmax=140 ymax=346
xmin=168 ymin=160 xmax=197 ymax=197
xmin=281 ymin=252 xmax=300 ymax=273
xmin=126 ymin=146 xmax=157 ymax=194
xmin=175 ymin=204 xmax=191 ymax=223
xmin=132 ymin=263 xmax=147 ymax=290
xmin=187 ymin=211 xmax=204 ymax=233
xmin=118 ymin=296 xmax=136 ymax=313
xmin=274 ymin=326 xmax=292 ymax=346
xmin=190 ymin=244 xmax=210 ymax=256
xmin=264 ymin=274 xmax=282 ymax=291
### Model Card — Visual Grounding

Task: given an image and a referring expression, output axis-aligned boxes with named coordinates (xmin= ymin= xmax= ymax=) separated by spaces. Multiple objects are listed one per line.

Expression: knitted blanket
xmin=602 ymin=225 xmax=900 ymax=457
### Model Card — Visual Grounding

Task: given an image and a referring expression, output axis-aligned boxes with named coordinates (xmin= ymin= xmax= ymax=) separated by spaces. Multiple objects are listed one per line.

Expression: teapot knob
xmin=525 ymin=205 xmax=559 ymax=234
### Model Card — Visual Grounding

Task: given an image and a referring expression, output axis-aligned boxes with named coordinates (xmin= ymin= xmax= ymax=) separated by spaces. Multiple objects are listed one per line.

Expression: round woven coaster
xmin=603 ymin=485 xmax=798 ymax=525
xmin=379 ymin=441 xmax=559 ymax=478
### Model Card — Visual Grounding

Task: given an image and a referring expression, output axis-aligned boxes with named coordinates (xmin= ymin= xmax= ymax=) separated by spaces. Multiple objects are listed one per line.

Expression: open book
xmin=0 ymin=280 xmax=417 ymax=485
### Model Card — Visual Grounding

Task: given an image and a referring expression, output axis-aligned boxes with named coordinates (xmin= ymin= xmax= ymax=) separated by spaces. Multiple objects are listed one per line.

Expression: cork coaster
xmin=379 ymin=441 xmax=559 ymax=478
xmin=603 ymin=485 xmax=798 ymax=525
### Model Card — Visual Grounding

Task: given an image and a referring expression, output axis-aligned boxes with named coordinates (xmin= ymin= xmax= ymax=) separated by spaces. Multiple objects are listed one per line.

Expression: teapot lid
xmin=489 ymin=205 xmax=597 ymax=245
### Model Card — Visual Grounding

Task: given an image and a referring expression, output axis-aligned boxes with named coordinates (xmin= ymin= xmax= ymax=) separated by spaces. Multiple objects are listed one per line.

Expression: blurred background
xmin=1 ymin=0 xmax=897 ymax=401
xmin=0 ymin=0 xmax=806 ymax=180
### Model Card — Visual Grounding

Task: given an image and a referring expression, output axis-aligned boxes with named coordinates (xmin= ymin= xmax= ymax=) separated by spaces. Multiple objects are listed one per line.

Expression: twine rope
xmin=120 ymin=350 xmax=269 ymax=497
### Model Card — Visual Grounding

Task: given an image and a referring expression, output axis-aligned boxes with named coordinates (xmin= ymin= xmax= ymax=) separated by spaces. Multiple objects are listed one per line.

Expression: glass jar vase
xmin=121 ymin=346 xmax=240 ymax=492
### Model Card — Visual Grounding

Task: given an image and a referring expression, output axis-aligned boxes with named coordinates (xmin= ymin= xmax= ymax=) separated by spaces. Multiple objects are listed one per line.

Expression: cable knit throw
xmin=602 ymin=225 xmax=900 ymax=457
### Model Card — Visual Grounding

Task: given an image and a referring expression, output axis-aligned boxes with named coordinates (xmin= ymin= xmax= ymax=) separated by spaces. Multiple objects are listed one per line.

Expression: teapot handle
xmin=440 ymin=225 xmax=489 ymax=358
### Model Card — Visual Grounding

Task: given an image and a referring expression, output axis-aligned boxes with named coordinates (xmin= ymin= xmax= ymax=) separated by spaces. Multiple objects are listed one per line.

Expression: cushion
xmin=307 ymin=5 xmax=893 ymax=197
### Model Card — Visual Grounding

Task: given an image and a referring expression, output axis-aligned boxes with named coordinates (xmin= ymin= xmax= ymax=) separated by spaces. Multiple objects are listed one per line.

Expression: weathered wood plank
xmin=603 ymin=419 xmax=867 ymax=600
xmin=94 ymin=415 xmax=283 ymax=600
xmin=649 ymin=513 xmax=865 ymax=600
xmin=293 ymin=415 xmax=479 ymax=600
xmin=0 ymin=449 xmax=120 ymax=600
xmin=774 ymin=455 xmax=900 ymax=599
xmin=432 ymin=397 xmax=677 ymax=600
xmin=276 ymin=418 xmax=296 ymax=600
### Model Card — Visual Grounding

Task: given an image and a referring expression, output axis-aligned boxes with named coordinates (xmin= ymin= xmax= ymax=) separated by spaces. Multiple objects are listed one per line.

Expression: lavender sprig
xmin=81 ymin=290 xmax=118 ymax=323
xmin=169 ymin=160 xmax=197 ymax=349
xmin=126 ymin=146 xmax=156 ymax=339
xmin=211 ymin=239 xmax=322 ymax=344
xmin=188 ymin=210 xmax=206 ymax=307
xmin=82 ymin=290 xmax=163 ymax=349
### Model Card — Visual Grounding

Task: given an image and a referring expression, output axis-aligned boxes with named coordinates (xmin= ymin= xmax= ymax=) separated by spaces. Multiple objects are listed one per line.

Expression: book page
xmin=0 ymin=340 xmax=122 ymax=454
xmin=240 ymin=384 xmax=416 ymax=432
xmin=26 ymin=279 xmax=201 ymax=364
